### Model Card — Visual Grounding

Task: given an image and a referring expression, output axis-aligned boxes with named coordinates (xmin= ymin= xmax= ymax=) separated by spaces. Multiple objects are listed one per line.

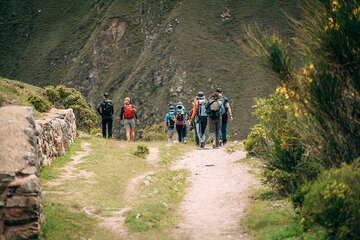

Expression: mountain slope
xmin=0 ymin=0 xmax=302 ymax=138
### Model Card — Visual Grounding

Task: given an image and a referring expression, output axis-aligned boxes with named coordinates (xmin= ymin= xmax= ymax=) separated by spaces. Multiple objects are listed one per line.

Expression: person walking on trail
xmin=191 ymin=92 xmax=208 ymax=148
xmin=206 ymin=92 xmax=225 ymax=149
xmin=175 ymin=102 xmax=188 ymax=143
xmin=163 ymin=106 xmax=176 ymax=143
xmin=120 ymin=97 xmax=140 ymax=142
xmin=96 ymin=92 xmax=114 ymax=139
xmin=216 ymin=88 xmax=233 ymax=145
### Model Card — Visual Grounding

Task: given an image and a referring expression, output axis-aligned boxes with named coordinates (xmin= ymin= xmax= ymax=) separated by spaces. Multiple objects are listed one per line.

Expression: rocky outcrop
xmin=0 ymin=106 xmax=77 ymax=239
xmin=36 ymin=108 xmax=76 ymax=166
xmin=0 ymin=106 xmax=43 ymax=240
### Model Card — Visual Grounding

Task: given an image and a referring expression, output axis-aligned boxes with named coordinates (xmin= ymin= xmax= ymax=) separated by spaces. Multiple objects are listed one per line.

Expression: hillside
xmin=0 ymin=0 xmax=303 ymax=138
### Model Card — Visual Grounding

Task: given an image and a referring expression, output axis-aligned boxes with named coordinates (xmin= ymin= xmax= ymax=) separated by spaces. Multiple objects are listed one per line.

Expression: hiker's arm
xmin=191 ymin=101 xmax=198 ymax=120
xmin=96 ymin=103 xmax=102 ymax=116
xmin=111 ymin=104 xmax=114 ymax=115
xmin=228 ymin=103 xmax=233 ymax=120
xmin=163 ymin=119 xmax=168 ymax=133
xmin=120 ymin=107 xmax=124 ymax=120
xmin=135 ymin=113 xmax=140 ymax=124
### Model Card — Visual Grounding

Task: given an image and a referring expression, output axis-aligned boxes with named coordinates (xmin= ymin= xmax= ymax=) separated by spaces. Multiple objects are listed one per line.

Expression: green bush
xmin=140 ymin=124 xmax=167 ymax=142
xmin=133 ymin=144 xmax=150 ymax=158
xmin=301 ymin=158 xmax=360 ymax=240
xmin=243 ymin=124 xmax=266 ymax=155
xmin=44 ymin=85 xmax=97 ymax=132
xmin=28 ymin=94 xmax=52 ymax=112
xmin=243 ymin=0 xmax=360 ymax=208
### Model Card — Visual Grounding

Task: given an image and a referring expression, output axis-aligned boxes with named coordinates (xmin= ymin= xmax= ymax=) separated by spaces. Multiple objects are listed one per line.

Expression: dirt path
xmin=47 ymin=142 xmax=94 ymax=187
xmin=172 ymin=148 xmax=258 ymax=240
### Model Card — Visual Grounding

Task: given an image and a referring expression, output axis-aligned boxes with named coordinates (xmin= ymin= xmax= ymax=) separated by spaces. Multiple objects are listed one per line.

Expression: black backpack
xmin=101 ymin=100 xmax=113 ymax=115
xmin=168 ymin=111 xmax=176 ymax=128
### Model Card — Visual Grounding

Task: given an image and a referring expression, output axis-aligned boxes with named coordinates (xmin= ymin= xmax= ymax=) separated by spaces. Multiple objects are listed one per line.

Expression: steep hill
xmin=0 ymin=0 xmax=302 ymax=138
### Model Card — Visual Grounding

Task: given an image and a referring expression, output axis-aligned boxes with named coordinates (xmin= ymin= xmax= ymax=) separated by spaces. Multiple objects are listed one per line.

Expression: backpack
xmin=196 ymin=99 xmax=208 ymax=119
xmin=176 ymin=109 xmax=185 ymax=125
xmin=123 ymin=104 xmax=134 ymax=119
xmin=168 ymin=112 xmax=176 ymax=128
xmin=102 ymin=100 xmax=113 ymax=115
xmin=206 ymin=100 xmax=222 ymax=120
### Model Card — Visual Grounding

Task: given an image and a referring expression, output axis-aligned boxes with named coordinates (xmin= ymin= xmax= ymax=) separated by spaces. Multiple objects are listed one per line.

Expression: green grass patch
xmin=40 ymin=139 xmax=82 ymax=181
xmin=40 ymin=199 xmax=96 ymax=240
xmin=58 ymin=138 xmax=152 ymax=211
xmin=242 ymin=187 xmax=326 ymax=240
xmin=125 ymin=169 xmax=188 ymax=232
xmin=158 ymin=143 xmax=194 ymax=166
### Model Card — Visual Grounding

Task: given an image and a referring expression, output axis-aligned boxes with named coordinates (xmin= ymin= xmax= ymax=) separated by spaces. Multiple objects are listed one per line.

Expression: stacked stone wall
xmin=0 ymin=106 xmax=76 ymax=240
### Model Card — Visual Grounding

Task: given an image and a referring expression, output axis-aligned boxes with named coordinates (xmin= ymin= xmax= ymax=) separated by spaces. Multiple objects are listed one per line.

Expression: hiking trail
xmin=172 ymin=147 xmax=258 ymax=240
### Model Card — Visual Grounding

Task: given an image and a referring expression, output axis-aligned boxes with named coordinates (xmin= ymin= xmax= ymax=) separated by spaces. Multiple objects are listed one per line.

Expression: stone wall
xmin=0 ymin=106 xmax=76 ymax=240
xmin=36 ymin=108 xmax=76 ymax=166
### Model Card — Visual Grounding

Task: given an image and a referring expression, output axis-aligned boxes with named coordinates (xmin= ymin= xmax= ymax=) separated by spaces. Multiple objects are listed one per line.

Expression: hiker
xmin=191 ymin=92 xmax=208 ymax=148
xmin=175 ymin=102 xmax=188 ymax=143
xmin=163 ymin=106 xmax=176 ymax=143
xmin=120 ymin=97 xmax=140 ymax=142
xmin=216 ymin=88 xmax=233 ymax=145
xmin=96 ymin=92 xmax=114 ymax=138
xmin=206 ymin=92 xmax=225 ymax=148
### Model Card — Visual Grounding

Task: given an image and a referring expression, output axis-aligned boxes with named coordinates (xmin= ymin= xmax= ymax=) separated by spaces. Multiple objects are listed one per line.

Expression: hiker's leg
xmin=182 ymin=125 xmax=187 ymax=142
xmin=221 ymin=123 xmax=227 ymax=144
xmin=125 ymin=128 xmax=131 ymax=141
xmin=200 ymin=119 xmax=207 ymax=143
xmin=209 ymin=120 xmax=216 ymax=146
xmin=196 ymin=121 xmax=202 ymax=146
xmin=167 ymin=130 xmax=173 ymax=143
xmin=102 ymin=119 xmax=107 ymax=138
xmin=215 ymin=120 xmax=220 ymax=147
xmin=108 ymin=118 xmax=113 ymax=138
xmin=130 ymin=127 xmax=135 ymax=142
xmin=176 ymin=125 xmax=182 ymax=142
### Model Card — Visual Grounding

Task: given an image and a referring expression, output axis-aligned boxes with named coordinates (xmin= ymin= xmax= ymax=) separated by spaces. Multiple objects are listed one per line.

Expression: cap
xmin=169 ymin=105 xmax=175 ymax=111
xmin=196 ymin=91 xmax=204 ymax=98
xmin=103 ymin=92 xmax=109 ymax=97
xmin=176 ymin=101 xmax=183 ymax=106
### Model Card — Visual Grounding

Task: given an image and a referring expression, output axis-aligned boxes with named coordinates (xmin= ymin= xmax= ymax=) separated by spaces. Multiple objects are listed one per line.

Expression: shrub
xmin=139 ymin=124 xmax=167 ymax=142
xmin=133 ymin=144 xmax=150 ymax=158
xmin=243 ymin=124 xmax=266 ymax=155
xmin=44 ymin=85 xmax=97 ymax=132
xmin=28 ymin=94 xmax=52 ymax=112
xmin=301 ymin=158 xmax=360 ymax=239
xmin=243 ymin=0 xmax=360 ymax=207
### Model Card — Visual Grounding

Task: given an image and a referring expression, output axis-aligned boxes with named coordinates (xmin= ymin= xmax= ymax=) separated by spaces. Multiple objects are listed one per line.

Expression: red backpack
xmin=123 ymin=105 xmax=134 ymax=119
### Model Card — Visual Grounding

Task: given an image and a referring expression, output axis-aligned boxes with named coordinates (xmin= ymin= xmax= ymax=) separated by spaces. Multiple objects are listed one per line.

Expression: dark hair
xmin=103 ymin=92 xmax=109 ymax=97
xmin=215 ymin=88 xmax=222 ymax=93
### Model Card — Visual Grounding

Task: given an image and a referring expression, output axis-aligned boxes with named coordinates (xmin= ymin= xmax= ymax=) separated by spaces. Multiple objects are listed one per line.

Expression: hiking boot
xmin=219 ymin=139 xmax=223 ymax=146
xmin=200 ymin=142 xmax=205 ymax=148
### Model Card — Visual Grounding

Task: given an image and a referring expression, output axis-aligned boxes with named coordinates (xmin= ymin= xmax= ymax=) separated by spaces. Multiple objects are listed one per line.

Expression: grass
xmin=125 ymin=170 xmax=188 ymax=232
xmin=242 ymin=187 xmax=327 ymax=240
xmin=40 ymin=139 xmax=82 ymax=181
xmin=40 ymin=200 xmax=96 ymax=240
xmin=158 ymin=143 xmax=194 ymax=166
xmin=0 ymin=77 xmax=42 ymax=106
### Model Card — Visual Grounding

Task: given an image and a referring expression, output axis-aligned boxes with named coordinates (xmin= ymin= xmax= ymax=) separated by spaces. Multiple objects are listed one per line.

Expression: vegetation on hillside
xmin=244 ymin=0 xmax=360 ymax=238
xmin=0 ymin=0 xmax=303 ymax=138
xmin=44 ymin=85 xmax=97 ymax=132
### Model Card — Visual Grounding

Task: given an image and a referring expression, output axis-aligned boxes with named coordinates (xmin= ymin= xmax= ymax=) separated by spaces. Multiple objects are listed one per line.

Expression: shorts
xmin=123 ymin=118 xmax=136 ymax=128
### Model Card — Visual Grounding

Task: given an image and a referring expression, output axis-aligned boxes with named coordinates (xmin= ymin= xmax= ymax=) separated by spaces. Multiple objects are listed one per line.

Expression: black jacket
xmin=97 ymin=99 xmax=114 ymax=119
